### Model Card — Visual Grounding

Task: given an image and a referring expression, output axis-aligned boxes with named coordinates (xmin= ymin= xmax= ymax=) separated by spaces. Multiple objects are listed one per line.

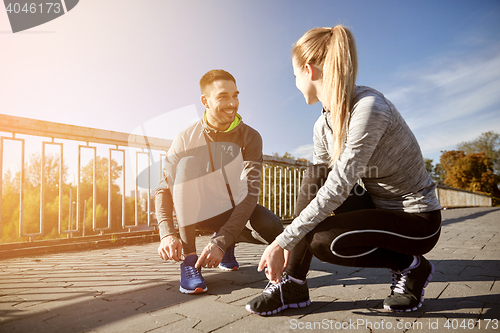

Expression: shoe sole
xmin=384 ymin=261 xmax=435 ymax=312
xmin=219 ymin=265 xmax=239 ymax=271
xmin=245 ymin=299 xmax=311 ymax=316
xmin=179 ymin=286 xmax=208 ymax=294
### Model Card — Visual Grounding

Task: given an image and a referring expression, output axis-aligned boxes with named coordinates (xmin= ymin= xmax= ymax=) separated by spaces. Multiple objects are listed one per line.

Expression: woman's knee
xmin=306 ymin=229 xmax=338 ymax=262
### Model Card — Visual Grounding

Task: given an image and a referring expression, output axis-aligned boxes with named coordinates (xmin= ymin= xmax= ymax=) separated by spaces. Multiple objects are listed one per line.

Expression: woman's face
xmin=292 ymin=57 xmax=320 ymax=105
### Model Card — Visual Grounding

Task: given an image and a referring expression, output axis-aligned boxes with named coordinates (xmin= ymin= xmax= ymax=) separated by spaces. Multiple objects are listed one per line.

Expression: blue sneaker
xmin=179 ymin=254 xmax=207 ymax=294
xmin=219 ymin=244 xmax=239 ymax=271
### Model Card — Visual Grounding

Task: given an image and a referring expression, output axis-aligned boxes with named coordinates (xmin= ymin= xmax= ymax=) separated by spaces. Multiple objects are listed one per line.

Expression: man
xmin=155 ymin=69 xmax=283 ymax=294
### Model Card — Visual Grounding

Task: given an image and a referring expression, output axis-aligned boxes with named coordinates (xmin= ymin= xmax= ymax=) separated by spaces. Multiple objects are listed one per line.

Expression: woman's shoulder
xmin=352 ymin=86 xmax=395 ymax=115
xmin=353 ymin=86 xmax=387 ymax=104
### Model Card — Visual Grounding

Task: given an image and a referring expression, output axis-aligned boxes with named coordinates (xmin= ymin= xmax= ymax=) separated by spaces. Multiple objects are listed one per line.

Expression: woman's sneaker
xmin=219 ymin=244 xmax=239 ymax=271
xmin=179 ymin=254 xmax=207 ymax=294
xmin=383 ymin=255 xmax=434 ymax=312
xmin=246 ymin=273 xmax=311 ymax=315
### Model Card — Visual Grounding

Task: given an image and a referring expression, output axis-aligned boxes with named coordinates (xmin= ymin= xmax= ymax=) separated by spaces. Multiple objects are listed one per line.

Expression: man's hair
xmin=199 ymin=69 xmax=236 ymax=96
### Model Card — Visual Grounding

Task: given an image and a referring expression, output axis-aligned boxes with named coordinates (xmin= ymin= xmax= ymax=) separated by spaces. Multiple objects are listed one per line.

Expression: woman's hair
xmin=292 ymin=25 xmax=358 ymax=166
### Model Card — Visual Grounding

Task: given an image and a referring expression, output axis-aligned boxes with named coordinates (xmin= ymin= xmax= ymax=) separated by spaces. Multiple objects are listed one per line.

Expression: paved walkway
xmin=1 ymin=207 xmax=499 ymax=332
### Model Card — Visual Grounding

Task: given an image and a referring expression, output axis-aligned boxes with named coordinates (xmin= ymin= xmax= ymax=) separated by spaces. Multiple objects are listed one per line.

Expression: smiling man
xmin=155 ymin=69 xmax=283 ymax=294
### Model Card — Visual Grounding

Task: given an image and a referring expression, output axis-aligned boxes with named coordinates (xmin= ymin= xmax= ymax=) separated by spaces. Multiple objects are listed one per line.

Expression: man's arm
xmin=156 ymin=136 xmax=185 ymax=261
xmin=155 ymin=179 xmax=176 ymax=239
xmin=156 ymin=177 xmax=183 ymax=261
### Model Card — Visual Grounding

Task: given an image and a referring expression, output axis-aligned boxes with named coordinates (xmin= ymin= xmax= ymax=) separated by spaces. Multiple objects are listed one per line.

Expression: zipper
xmin=204 ymin=130 xmax=236 ymax=208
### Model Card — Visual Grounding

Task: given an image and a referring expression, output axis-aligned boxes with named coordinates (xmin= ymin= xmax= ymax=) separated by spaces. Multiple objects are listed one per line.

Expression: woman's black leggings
xmin=285 ymin=164 xmax=441 ymax=280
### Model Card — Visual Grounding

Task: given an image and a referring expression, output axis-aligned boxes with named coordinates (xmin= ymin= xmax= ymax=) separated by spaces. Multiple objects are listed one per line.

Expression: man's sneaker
xmin=179 ymin=254 xmax=207 ymax=294
xmin=383 ymin=255 xmax=434 ymax=312
xmin=245 ymin=273 xmax=311 ymax=316
xmin=219 ymin=244 xmax=239 ymax=271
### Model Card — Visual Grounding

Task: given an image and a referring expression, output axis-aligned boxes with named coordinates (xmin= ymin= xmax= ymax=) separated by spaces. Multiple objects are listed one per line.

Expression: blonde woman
xmin=246 ymin=25 xmax=441 ymax=315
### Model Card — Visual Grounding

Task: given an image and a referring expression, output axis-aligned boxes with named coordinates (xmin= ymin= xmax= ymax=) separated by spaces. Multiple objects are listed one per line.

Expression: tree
xmin=424 ymin=158 xmax=445 ymax=185
xmin=457 ymin=131 xmax=500 ymax=175
xmin=1 ymin=153 xmax=72 ymax=243
xmin=79 ymin=156 xmax=124 ymax=233
xmin=440 ymin=150 xmax=500 ymax=198
xmin=1 ymin=154 xmax=128 ymax=244
xmin=1 ymin=170 xmax=21 ymax=242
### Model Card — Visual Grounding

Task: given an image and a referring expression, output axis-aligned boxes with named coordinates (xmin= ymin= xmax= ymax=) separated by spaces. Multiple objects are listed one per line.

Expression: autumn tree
xmin=440 ymin=150 xmax=500 ymax=198
xmin=457 ymin=131 xmax=500 ymax=175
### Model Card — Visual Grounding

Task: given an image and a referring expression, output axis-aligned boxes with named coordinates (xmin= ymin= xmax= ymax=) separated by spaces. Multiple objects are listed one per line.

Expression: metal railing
xmin=261 ymin=155 xmax=309 ymax=219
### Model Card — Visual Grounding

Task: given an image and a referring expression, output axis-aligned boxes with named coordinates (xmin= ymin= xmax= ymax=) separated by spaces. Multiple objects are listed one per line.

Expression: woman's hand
xmin=258 ymin=240 xmax=289 ymax=284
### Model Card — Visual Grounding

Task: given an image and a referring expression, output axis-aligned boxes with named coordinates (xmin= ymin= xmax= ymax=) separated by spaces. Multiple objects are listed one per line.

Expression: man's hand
xmin=195 ymin=242 xmax=224 ymax=269
xmin=158 ymin=235 xmax=183 ymax=261
xmin=258 ymin=240 xmax=289 ymax=284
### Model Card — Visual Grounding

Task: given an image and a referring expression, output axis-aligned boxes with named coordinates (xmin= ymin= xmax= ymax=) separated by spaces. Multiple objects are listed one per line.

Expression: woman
xmin=246 ymin=25 xmax=441 ymax=315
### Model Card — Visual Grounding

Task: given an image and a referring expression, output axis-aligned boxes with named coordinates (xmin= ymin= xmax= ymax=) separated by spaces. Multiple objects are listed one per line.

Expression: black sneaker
xmin=245 ymin=273 xmax=311 ymax=316
xmin=383 ymin=256 xmax=434 ymax=312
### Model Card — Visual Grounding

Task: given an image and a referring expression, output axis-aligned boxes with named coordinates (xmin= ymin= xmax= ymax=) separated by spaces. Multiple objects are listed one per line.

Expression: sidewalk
xmin=1 ymin=207 xmax=499 ymax=332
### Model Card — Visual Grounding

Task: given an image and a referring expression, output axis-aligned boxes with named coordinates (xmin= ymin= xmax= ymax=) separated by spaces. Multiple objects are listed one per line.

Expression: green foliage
xmin=274 ymin=152 xmax=295 ymax=159
xmin=424 ymin=158 xmax=445 ymax=185
xmin=79 ymin=156 xmax=125 ymax=233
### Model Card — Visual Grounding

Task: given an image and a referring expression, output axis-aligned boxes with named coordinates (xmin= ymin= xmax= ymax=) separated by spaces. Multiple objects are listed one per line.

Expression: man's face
xmin=202 ymin=80 xmax=239 ymax=131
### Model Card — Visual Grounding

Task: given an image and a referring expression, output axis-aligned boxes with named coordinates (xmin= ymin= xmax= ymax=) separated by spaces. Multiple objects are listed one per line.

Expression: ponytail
xmin=293 ymin=25 xmax=358 ymax=167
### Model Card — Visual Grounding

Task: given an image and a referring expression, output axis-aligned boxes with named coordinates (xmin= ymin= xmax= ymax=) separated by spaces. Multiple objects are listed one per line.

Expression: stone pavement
xmin=0 ymin=207 xmax=499 ymax=333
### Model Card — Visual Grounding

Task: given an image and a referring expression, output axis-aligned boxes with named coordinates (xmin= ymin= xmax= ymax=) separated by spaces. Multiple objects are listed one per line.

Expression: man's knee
xmin=248 ymin=205 xmax=283 ymax=241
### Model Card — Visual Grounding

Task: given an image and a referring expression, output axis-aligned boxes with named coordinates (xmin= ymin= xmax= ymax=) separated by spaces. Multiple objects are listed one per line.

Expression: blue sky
xmin=1 ymin=0 xmax=500 ymax=165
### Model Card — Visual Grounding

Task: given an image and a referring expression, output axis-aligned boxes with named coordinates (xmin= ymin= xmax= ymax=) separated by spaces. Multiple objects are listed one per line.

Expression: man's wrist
xmin=158 ymin=220 xmax=176 ymax=240
xmin=209 ymin=241 xmax=225 ymax=254
xmin=162 ymin=233 xmax=178 ymax=241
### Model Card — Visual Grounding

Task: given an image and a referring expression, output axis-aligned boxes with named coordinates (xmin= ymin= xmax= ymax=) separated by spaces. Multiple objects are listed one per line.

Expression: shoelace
xmin=389 ymin=270 xmax=402 ymax=291
xmin=393 ymin=270 xmax=410 ymax=294
xmin=391 ymin=256 xmax=421 ymax=294
xmin=263 ymin=275 xmax=290 ymax=306
xmin=184 ymin=264 xmax=201 ymax=279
